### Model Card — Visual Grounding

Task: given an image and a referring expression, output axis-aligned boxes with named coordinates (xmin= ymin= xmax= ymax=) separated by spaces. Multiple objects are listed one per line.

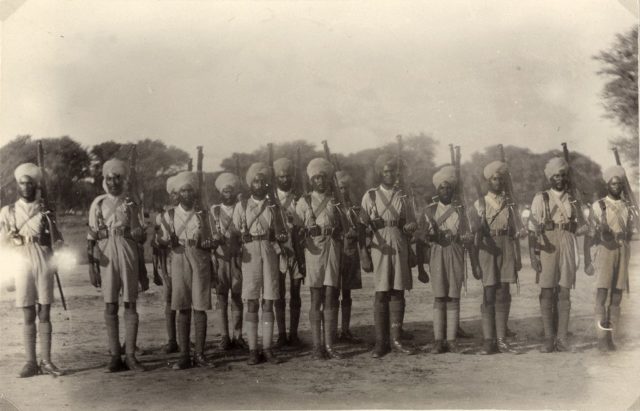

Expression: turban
xmin=246 ymin=162 xmax=271 ymax=186
xmin=374 ymin=153 xmax=396 ymax=174
xmin=273 ymin=158 xmax=294 ymax=176
xmin=483 ymin=161 xmax=508 ymax=180
xmin=215 ymin=172 xmax=240 ymax=192
xmin=603 ymin=165 xmax=626 ymax=183
xmin=432 ymin=165 xmax=457 ymax=188
xmin=173 ymin=171 xmax=198 ymax=191
xmin=14 ymin=163 xmax=42 ymax=184
xmin=102 ymin=158 xmax=128 ymax=177
xmin=335 ymin=170 xmax=352 ymax=187
xmin=166 ymin=175 xmax=176 ymax=194
xmin=544 ymin=157 xmax=568 ymax=180
xmin=306 ymin=158 xmax=334 ymax=178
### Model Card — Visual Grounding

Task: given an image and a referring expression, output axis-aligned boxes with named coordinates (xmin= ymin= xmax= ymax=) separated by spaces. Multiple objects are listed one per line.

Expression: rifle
xmin=560 ymin=143 xmax=588 ymax=228
xmin=394 ymin=135 xmax=419 ymax=269
xmin=128 ymin=145 xmax=149 ymax=291
xmin=322 ymin=140 xmax=372 ymax=273
xmin=36 ymin=141 xmax=67 ymax=310
xmin=266 ymin=143 xmax=289 ymax=241
xmin=612 ymin=147 xmax=640 ymax=231
xmin=234 ymin=153 xmax=245 ymax=202
xmin=498 ymin=145 xmax=523 ymax=291
xmin=453 ymin=145 xmax=481 ymax=284
xmin=187 ymin=158 xmax=193 ymax=172
xmin=196 ymin=146 xmax=216 ymax=243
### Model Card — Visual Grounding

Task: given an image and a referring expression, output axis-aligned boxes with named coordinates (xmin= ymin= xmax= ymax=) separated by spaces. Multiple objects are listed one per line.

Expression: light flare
xmin=0 ymin=246 xmax=28 ymax=292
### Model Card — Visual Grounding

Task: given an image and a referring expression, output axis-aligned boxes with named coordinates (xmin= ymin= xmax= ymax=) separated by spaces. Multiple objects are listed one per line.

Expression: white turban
xmin=102 ymin=158 xmax=128 ymax=177
xmin=173 ymin=171 xmax=198 ymax=191
xmin=166 ymin=175 xmax=176 ymax=194
xmin=306 ymin=158 xmax=334 ymax=178
xmin=215 ymin=172 xmax=240 ymax=192
xmin=603 ymin=165 xmax=626 ymax=183
xmin=273 ymin=158 xmax=294 ymax=176
xmin=483 ymin=161 xmax=508 ymax=180
xmin=432 ymin=165 xmax=457 ymax=188
xmin=14 ymin=163 xmax=42 ymax=184
xmin=544 ymin=157 xmax=568 ymax=180
xmin=246 ymin=162 xmax=271 ymax=186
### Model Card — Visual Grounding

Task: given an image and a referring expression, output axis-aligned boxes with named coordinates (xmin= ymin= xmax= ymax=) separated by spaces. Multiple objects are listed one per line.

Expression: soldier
xmin=295 ymin=158 xmax=346 ymax=360
xmin=232 ymin=162 xmax=283 ymax=365
xmin=0 ymin=163 xmax=65 ymax=377
xmin=152 ymin=176 xmax=179 ymax=354
xmin=210 ymin=172 xmax=247 ymax=351
xmin=273 ymin=157 xmax=304 ymax=347
xmin=528 ymin=157 xmax=587 ymax=353
xmin=157 ymin=171 xmax=215 ymax=369
xmin=473 ymin=161 xmax=521 ymax=355
xmin=361 ymin=154 xmax=417 ymax=358
xmin=423 ymin=165 xmax=474 ymax=354
xmin=335 ymin=170 xmax=363 ymax=343
xmin=585 ymin=166 xmax=633 ymax=352
xmin=87 ymin=159 xmax=147 ymax=372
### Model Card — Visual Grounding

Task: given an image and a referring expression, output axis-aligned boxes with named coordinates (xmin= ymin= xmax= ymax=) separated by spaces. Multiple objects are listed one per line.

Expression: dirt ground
xmin=2 ymin=240 xmax=640 ymax=410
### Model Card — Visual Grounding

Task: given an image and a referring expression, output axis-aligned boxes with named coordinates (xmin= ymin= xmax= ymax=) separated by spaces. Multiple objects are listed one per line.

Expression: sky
xmin=0 ymin=0 xmax=637 ymax=172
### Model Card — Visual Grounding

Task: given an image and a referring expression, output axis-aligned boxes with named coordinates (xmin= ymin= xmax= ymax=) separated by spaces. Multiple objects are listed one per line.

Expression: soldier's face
xmin=311 ymin=174 xmax=328 ymax=193
xmin=18 ymin=176 xmax=37 ymax=201
xmin=550 ymin=171 xmax=567 ymax=191
xmin=608 ymin=177 xmax=623 ymax=198
xmin=179 ymin=185 xmax=196 ymax=208
xmin=438 ymin=181 xmax=454 ymax=204
xmin=276 ymin=171 xmax=292 ymax=192
xmin=251 ymin=175 xmax=267 ymax=197
xmin=381 ymin=164 xmax=396 ymax=187
xmin=105 ymin=174 xmax=124 ymax=195
xmin=221 ymin=186 xmax=236 ymax=204
xmin=169 ymin=192 xmax=180 ymax=206
xmin=489 ymin=174 xmax=504 ymax=193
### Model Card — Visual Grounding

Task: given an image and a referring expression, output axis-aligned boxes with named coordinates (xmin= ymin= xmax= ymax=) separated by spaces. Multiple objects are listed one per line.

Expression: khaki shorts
xmin=429 ymin=242 xmax=465 ymax=299
xmin=594 ymin=241 xmax=630 ymax=291
xmin=215 ymin=256 xmax=242 ymax=295
xmin=170 ymin=246 xmax=212 ymax=311
xmin=14 ymin=245 xmax=54 ymax=308
xmin=478 ymin=234 xmax=518 ymax=287
xmin=96 ymin=237 xmax=139 ymax=304
xmin=538 ymin=229 xmax=576 ymax=289
xmin=241 ymin=240 xmax=280 ymax=300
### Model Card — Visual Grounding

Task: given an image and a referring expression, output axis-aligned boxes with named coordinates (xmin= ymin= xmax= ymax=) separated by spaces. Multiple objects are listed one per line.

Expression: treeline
xmin=0 ymin=133 xmax=610 ymax=213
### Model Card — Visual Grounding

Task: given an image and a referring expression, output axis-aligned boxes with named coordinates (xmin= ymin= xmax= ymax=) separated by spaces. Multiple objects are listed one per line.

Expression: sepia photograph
xmin=0 ymin=1 xmax=638 ymax=409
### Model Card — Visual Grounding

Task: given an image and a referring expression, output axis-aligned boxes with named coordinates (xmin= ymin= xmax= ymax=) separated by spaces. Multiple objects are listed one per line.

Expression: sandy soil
xmin=1 ymin=243 xmax=640 ymax=410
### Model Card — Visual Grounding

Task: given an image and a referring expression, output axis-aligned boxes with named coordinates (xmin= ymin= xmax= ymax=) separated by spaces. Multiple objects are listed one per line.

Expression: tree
xmin=0 ymin=135 xmax=91 ymax=210
xmin=594 ymin=26 xmax=638 ymax=180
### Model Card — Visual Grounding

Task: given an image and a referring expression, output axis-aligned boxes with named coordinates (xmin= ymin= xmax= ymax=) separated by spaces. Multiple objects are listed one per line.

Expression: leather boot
xmin=217 ymin=295 xmax=231 ymax=350
xmin=173 ymin=311 xmax=192 ymax=370
xmin=124 ymin=310 xmax=147 ymax=371
xmin=431 ymin=301 xmax=446 ymax=354
xmin=478 ymin=304 xmax=497 ymax=355
xmin=371 ymin=303 xmax=390 ymax=358
xmin=310 ymin=309 xmax=327 ymax=360
xmin=39 ymin=322 xmax=64 ymax=376
xmin=556 ymin=298 xmax=571 ymax=352
xmin=193 ymin=311 xmax=214 ymax=367
xmin=274 ymin=298 xmax=288 ymax=348
xmin=19 ymin=323 xmax=39 ymax=378
xmin=607 ymin=305 xmax=620 ymax=351
xmin=339 ymin=299 xmax=362 ymax=343
xmin=446 ymin=301 xmax=461 ymax=353
xmin=288 ymin=304 xmax=303 ymax=347
xmin=539 ymin=295 xmax=556 ymax=353
xmin=595 ymin=305 xmax=609 ymax=352
xmin=105 ymin=313 xmax=126 ymax=372
xmin=496 ymin=303 xmax=520 ymax=354
xmin=390 ymin=300 xmax=416 ymax=355
xmin=164 ymin=306 xmax=179 ymax=354
xmin=324 ymin=309 xmax=344 ymax=359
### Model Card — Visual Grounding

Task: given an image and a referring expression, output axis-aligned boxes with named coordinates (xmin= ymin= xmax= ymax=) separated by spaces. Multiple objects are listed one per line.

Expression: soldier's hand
xmin=89 ymin=262 xmax=102 ymax=288
xmin=403 ymin=222 xmax=417 ymax=235
xmin=472 ymin=264 xmax=482 ymax=280
xmin=584 ymin=261 xmax=595 ymax=276
xmin=212 ymin=233 xmax=223 ymax=244
xmin=575 ymin=225 xmax=589 ymax=237
xmin=517 ymin=227 xmax=528 ymax=239
xmin=531 ymin=256 xmax=542 ymax=273
xmin=200 ymin=239 xmax=213 ymax=250
xmin=276 ymin=233 xmax=288 ymax=243
xmin=418 ymin=266 xmax=430 ymax=283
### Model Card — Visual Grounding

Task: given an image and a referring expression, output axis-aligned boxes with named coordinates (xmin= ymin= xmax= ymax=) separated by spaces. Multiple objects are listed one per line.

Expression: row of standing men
xmin=0 ymin=150 xmax=633 ymax=376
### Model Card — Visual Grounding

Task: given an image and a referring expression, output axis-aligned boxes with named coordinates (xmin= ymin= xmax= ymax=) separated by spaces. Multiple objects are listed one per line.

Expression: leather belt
xmin=97 ymin=226 xmax=132 ymax=240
